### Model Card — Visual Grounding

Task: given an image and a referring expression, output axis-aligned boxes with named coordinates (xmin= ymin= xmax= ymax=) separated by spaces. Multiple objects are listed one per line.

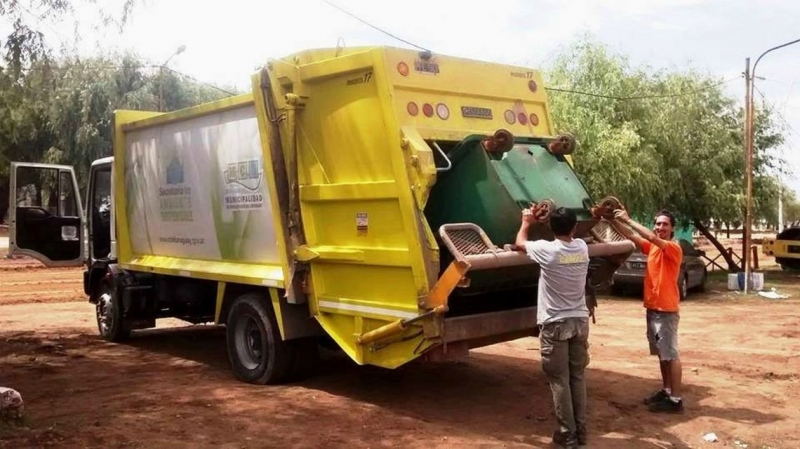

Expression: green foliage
xmin=547 ymin=38 xmax=784 ymax=230
xmin=0 ymin=1 xmax=138 ymax=74
xmin=782 ymin=188 xmax=800 ymax=224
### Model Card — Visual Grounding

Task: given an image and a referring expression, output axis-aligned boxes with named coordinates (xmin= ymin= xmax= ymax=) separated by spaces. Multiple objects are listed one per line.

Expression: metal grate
xmin=438 ymin=223 xmax=497 ymax=261
xmin=591 ymin=220 xmax=627 ymax=243
xmin=448 ymin=228 xmax=492 ymax=256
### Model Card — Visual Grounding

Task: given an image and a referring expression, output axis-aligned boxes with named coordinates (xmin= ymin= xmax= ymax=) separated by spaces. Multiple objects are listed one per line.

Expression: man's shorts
xmin=646 ymin=309 xmax=680 ymax=361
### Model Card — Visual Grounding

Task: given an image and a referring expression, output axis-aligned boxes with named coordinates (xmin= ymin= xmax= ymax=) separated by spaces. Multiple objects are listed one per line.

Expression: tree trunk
xmin=726 ymin=222 xmax=730 ymax=239
xmin=695 ymin=219 xmax=741 ymax=272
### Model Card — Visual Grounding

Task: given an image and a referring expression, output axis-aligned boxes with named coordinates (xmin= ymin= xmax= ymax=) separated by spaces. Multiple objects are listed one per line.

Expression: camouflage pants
xmin=539 ymin=317 xmax=590 ymax=441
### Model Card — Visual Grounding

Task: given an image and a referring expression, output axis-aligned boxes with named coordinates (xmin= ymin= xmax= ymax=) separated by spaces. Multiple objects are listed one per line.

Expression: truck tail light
xmin=407 ymin=102 xmax=419 ymax=116
xmin=436 ymin=103 xmax=450 ymax=120
xmin=518 ymin=112 xmax=529 ymax=125
xmin=504 ymin=110 xmax=516 ymax=124
xmin=528 ymin=80 xmax=538 ymax=93
xmin=397 ymin=62 xmax=409 ymax=77
xmin=422 ymin=103 xmax=434 ymax=117
xmin=529 ymin=113 xmax=539 ymax=126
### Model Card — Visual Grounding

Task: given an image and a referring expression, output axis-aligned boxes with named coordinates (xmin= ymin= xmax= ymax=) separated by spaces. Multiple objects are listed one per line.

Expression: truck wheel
xmin=226 ymin=293 xmax=293 ymax=384
xmin=95 ymin=278 xmax=130 ymax=342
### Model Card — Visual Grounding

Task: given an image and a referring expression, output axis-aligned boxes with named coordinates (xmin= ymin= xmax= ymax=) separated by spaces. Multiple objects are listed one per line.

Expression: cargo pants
xmin=539 ymin=317 xmax=590 ymax=443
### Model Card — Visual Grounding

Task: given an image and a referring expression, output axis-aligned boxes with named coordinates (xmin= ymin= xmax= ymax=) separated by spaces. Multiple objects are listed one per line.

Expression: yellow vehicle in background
xmin=763 ymin=226 xmax=800 ymax=270
xmin=8 ymin=46 xmax=632 ymax=384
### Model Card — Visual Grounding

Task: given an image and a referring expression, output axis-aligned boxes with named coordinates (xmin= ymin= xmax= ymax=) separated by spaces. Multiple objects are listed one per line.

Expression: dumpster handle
xmin=432 ymin=141 xmax=452 ymax=172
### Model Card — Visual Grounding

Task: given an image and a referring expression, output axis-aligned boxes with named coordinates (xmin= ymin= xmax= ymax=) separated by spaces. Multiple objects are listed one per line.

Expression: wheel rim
xmin=96 ymin=286 xmax=114 ymax=335
xmin=234 ymin=314 xmax=266 ymax=371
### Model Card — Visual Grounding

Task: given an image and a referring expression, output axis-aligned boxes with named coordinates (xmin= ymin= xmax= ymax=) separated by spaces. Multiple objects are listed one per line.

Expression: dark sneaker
xmin=553 ymin=431 xmax=579 ymax=449
xmin=647 ymin=397 xmax=684 ymax=413
xmin=644 ymin=389 xmax=669 ymax=405
xmin=577 ymin=427 xmax=587 ymax=446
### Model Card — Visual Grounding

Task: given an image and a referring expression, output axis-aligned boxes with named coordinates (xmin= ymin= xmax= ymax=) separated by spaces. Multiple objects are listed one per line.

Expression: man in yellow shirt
xmin=610 ymin=208 xmax=684 ymax=413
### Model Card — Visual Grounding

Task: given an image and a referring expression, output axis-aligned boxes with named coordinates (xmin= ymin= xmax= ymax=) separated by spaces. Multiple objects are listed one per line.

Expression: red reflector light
xmin=397 ymin=62 xmax=409 ymax=77
xmin=518 ymin=112 xmax=529 ymax=125
xmin=529 ymin=113 xmax=539 ymax=126
xmin=422 ymin=103 xmax=434 ymax=117
xmin=436 ymin=103 xmax=450 ymax=120
xmin=407 ymin=102 xmax=419 ymax=116
xmin=528 ymin=80 xmax=538 ymax=93
xmin=504 ymin=110 xmax=516 ymax=124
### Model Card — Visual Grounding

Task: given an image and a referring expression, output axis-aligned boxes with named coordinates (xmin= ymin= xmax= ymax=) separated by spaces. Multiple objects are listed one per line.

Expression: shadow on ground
xmin=0 ymin=326 xmax=784 ymax=448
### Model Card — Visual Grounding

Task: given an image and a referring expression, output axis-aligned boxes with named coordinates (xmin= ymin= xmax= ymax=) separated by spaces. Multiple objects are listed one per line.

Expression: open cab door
xmin=8 ymin=162 xmax=85 ymax=267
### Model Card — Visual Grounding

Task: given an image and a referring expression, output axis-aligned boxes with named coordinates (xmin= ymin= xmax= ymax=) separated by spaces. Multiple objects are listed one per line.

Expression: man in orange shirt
xmin=610 ymin=208 xmax=684 ymax=413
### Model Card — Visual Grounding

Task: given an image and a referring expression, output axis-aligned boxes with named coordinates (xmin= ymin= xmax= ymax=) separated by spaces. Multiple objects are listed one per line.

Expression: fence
xmin=702 ymin=246 xmax=759 ymax=272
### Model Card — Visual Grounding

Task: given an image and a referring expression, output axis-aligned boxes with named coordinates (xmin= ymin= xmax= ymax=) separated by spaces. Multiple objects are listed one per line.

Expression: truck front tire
xmin=226 ymin=293 xmax=293 ymax=384
xmin=95 ymin=277 xmax=130 ymax=342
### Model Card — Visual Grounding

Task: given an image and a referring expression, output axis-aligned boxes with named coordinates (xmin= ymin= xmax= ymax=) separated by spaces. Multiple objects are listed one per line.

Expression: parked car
xmin=611 ymin=239 xmax=707 ymax=300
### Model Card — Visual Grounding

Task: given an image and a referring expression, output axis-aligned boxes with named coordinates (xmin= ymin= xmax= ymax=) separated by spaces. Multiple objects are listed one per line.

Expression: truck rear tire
xmin=95 ymin=277 xmax=131 ymax=342
xmin=226 ymin=293 xmax=293 ymax=384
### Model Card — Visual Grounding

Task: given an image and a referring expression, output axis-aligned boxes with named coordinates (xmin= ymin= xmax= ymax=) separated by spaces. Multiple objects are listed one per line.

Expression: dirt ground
xmin=1 ymin=257 xmax=799 ymax=449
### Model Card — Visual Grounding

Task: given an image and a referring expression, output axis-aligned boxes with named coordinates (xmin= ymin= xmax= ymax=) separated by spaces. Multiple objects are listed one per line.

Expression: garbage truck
xmin=7 ymin=46 xmax=633 ymax=384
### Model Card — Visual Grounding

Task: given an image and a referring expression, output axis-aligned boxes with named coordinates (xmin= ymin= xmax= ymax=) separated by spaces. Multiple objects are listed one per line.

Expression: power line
xmin=546 ymin=77 xmax=740 ymax=101
xmin=543 ymin=87 xmax=620 ymax=100
xmin=752 ymin=85 xmax=799 ymax=183
xmin=163 ymin=66 xmax=236 ymax=96
xmin=1 ymin=63 xmax=159 ymax=71
xmin=320 ymin=0 xmax=430 ymax=53
xmin=754 ymin=85 xmax=800 ymax=140
xmin=0 ymin=61 xmax=236 ymax=96
xmin=12 ymin=1 xmax=72 ymax=45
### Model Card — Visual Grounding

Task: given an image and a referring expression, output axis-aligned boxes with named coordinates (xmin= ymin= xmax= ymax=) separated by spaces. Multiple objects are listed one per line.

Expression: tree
xmin=44 ymin=54 xmax=234 ymax=185
xmin=547 ymin=38 xmax=785 ymax=271
xmin=547 ymin=42 xmax=662 ymax=216
xmin=0 ymin=1 xmax=136 ymax=74
xmin=0 ymin=0 xmax=137 ymax=221
xmin=782 ymin=189 xmax=800 ymax=225
xmin=0 ymin=54 xmax=236 ymax=222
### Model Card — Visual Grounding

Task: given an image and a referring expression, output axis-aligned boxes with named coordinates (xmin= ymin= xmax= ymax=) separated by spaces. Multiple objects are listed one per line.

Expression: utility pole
xmin=777 ymin=80 xmax=794 ymax=234
xmin=778 ymin=174 xmax=783 ymax=233
xmin=743 ymin=57 xmax=752 ymax=293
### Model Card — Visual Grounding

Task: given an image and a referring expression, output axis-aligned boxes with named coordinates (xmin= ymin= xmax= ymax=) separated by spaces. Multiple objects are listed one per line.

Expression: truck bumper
xmin=419 ymin=307 xmax=537 ymax=363
xmin=443 ymin=306 xmax=536 ymax=347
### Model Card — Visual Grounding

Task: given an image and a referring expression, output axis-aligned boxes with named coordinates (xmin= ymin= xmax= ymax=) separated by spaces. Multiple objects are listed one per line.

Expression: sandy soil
xmin=1 ymin=260 xmax=799 ymax=449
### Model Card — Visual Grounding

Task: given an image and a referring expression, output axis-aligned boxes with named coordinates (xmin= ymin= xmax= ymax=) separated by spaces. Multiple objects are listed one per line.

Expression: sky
xmin=11 ymin=0 xmax=800 ymax=194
